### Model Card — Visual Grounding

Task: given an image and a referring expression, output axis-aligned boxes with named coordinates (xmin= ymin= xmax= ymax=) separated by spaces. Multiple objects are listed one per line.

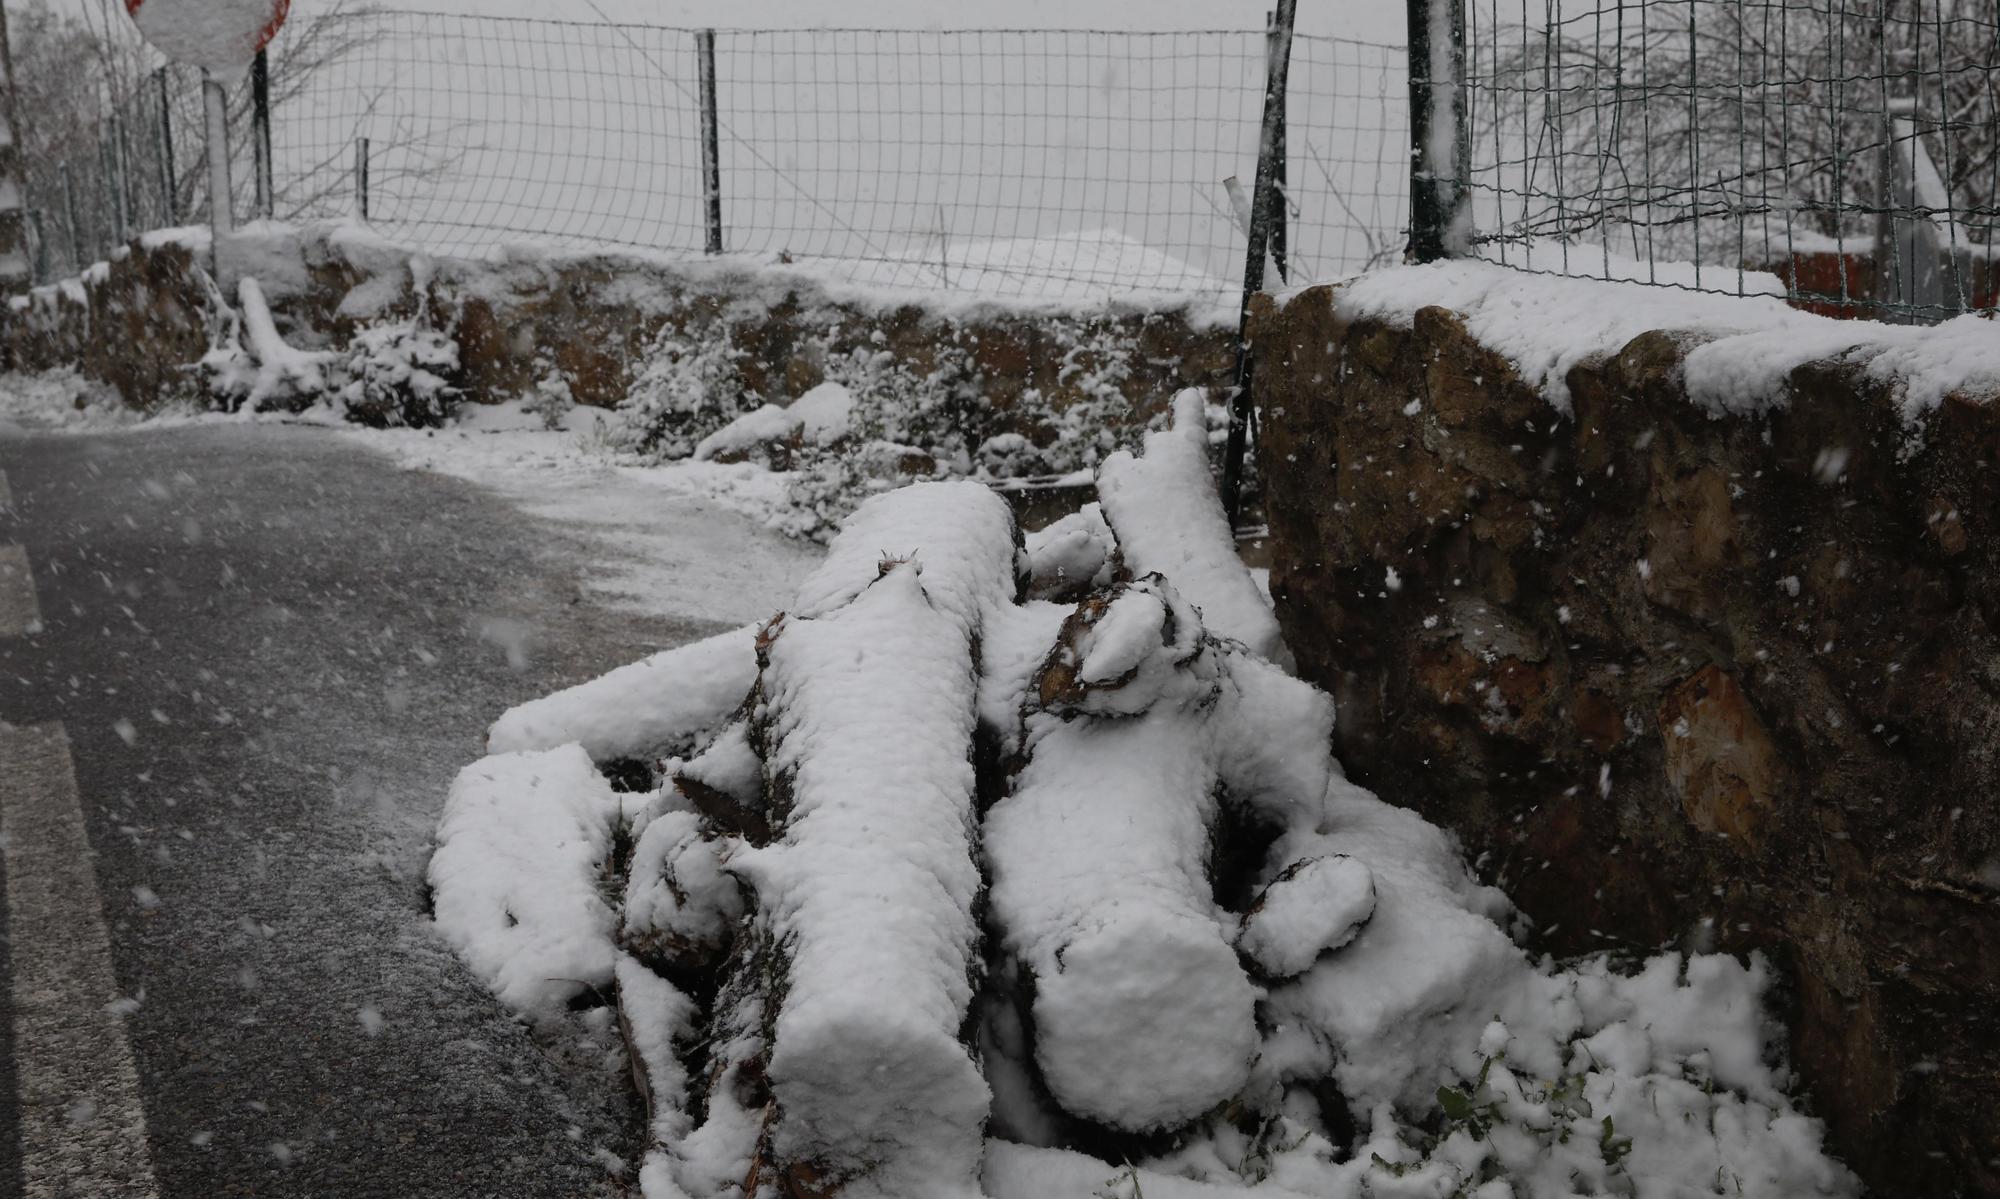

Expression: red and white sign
xmin=124 ymin=0 xmax=290 ymax=75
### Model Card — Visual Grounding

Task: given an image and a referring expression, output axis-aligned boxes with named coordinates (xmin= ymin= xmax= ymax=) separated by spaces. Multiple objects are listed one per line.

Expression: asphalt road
xmin=0 ymin=422 xmax=734 ymax=1198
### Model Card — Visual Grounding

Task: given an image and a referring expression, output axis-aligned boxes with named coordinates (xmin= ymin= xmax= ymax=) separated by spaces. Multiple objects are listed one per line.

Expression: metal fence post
xmin=201 ymin=69 xmax=233 ymax=277
xmin=105 ymin=131 xmax=128 ymax=245
xmin=29 ymin=208 xmax=48 ymax=283
xmin=60 ymin=164 xmax=83 ymax=269
xmin=252 ymin=48 xmax=274 ymax=220
xmin=354 ymin=137 xmax=370 ymax=221
xmin=156 ymin=68 xmax=178 ymax=226
xmin=1407 ymin=0 xmax=1470 ymax=262
xmin=115 ymin=109 xmax=138 ymax=235
xmin=1265 ymin=8 xmax=1289 ymax=285
xmin=1219 ymin=0 xmax=1297 ymax=527
xmin=696 ymin=29 xmax=723 ymax=254
xmin=0 ymin=2 xmax=29 ymax=295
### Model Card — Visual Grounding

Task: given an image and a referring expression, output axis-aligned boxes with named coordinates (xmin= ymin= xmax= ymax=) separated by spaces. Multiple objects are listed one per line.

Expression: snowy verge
xmin=1338 ymin=247 xmax=2000 ymax=419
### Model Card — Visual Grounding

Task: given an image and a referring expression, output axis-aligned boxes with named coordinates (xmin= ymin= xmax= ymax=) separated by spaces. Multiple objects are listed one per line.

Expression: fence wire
xmin=22 ymin=10 xmax=1411 ymax=305
xmin=1457 ymin=0 xmax=2000 ymax=321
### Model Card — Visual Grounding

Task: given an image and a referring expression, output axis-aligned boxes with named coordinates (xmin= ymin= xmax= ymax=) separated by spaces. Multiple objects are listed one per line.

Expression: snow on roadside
xmin=693 ymin=380 xmax=854 ymax=462
xmin=0 ymin=368 xmax=196 ymax=433
xmin=339 ymin=403 xmax=819 ymax=628
xmin=0 ymin=374 xmax=820 ymax=628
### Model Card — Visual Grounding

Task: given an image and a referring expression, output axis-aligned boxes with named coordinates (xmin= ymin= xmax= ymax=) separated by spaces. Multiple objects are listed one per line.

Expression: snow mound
xmin=623 ymin=808 xmax=744 ymax=975
xmin=1023 ymin=502 xmax=1117 ymax=600
xmin=691 ymin=381 xmax=854 ymax=463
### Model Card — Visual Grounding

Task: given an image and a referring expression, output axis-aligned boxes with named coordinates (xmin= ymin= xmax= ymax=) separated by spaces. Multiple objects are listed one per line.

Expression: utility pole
xmin=0 ymin=6 xmax=33 ymax=296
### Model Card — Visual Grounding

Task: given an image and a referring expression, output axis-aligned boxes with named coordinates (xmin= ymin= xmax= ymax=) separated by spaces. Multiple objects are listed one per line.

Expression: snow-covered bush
xmin=613 ymin=324 xmax=755 ymax=461
xmin=1031 ymin=319 xmax=1143 ymax=476
xmin=522 ymin=368 xmax=574 ymax=431
xmin=430 ymin=394 xmax=1859 ymax=1199
xmin=337 ymin=309 xmax=462 ymax=429
xmin=600 ymin=302 xmax=1174 ymax=542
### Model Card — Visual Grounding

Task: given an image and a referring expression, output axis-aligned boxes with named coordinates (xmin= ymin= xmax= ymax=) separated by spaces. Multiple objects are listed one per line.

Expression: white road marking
xmin=0 ymin=543 xmax=41 ymax=637
xmin=1 ymin=722 xmax=161 ymax=1199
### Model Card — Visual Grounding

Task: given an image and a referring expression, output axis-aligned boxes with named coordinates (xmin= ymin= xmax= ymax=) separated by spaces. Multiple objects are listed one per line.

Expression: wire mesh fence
xmin=21 ymin=10 xmax=1412 ymax=305
xmin=1447 ymin=0 xmax=1999 ymax=322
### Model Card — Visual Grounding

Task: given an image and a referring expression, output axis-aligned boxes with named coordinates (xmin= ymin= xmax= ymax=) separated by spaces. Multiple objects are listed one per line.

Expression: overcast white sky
xmin=47 ymin=0 xmax=1406 ymax=43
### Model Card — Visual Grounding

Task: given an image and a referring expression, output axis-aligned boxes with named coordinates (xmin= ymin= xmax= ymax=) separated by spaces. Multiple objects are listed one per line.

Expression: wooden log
xmin=716 ymin=483 xmax=1021 ymax=1197
xmin=984 ymin=575 xmax=1261 ymax=1133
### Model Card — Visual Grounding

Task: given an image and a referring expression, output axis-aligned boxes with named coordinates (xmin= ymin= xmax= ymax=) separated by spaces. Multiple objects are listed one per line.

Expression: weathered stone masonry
xmin=1252 ymin=283 xmax=2000 ymax=1198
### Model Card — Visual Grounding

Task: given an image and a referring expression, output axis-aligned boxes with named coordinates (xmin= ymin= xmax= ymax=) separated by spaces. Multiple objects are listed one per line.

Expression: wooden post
xmin=0 ymin=5 xmax=31 ymax=295
xmin=1406 ymin=0 xmax=1470 ymax=263
xmin=1218 ymin=0 xmax=1297 ymax=526
xmin=156 ymin=69 xmax=178 ymax=226
xmin=61 ymin=164 xmax=83 ymax=270
xmin=1265 ymin=9 xmax=1289 ymax=286
xmin=108 ymin=113 xmax=131 ymax=243
xmin=354 ymin=136 xmax=370 ymax=221
xmin=252 ymin=49 xmax=274 ymax=220
xmin=696 ymin=29 xmax=723 ymax=254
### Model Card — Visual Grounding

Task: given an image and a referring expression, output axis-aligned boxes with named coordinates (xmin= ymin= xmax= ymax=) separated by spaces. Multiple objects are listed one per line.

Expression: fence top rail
xmin=320 ymin=9 xmax=1406 ymax=51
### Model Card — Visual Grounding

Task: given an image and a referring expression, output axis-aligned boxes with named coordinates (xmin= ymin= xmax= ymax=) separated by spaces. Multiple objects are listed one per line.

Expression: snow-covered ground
xmin=0 ymin=372 xmax=822 ymax=629
xmin=342 ymin=402 xmax=818 ymax=628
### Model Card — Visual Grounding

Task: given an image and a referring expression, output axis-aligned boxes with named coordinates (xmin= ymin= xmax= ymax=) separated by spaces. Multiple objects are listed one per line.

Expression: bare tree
xmin=8 ymin=0 xmax=469 ymax=275
xmin=1470 ymin=0 xmax=1998 ymax=261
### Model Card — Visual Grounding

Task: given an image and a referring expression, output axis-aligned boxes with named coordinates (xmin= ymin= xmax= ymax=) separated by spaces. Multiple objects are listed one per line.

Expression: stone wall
xmin=0 ymin=228 xmax=1235 ymax=439
xmin=1252 ymin=283 xmax=1999 ymax=1198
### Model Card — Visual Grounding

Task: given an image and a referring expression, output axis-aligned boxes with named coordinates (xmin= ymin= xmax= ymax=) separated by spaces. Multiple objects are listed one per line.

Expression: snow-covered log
xmin=1210 ymin=648 xmax=1337 ymax=829
xmin=1096 ymin=388 xmax=1285 ymax=661
xmin=1236 ymin=853 xmax=1376 ymax=978
xmin=428 ymin=744 xmax=623 ymax=1019
xmin=614 ymin=953 xmax=701 ymax=1150
xmin=722 ymin=482 xmax=1020 ymax=1197
xmin=672 ymin=718 xmax=768 ymax=842
xmin=1022 ymin=501 xmax=1117 ymax=602
xmin=486 ymin=624 xmax=759 ymax=763
xmin=622 ymin=808 xmax=746 ymax=979
xmin=984 ymin=576 xmax=1260 ymax=1132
